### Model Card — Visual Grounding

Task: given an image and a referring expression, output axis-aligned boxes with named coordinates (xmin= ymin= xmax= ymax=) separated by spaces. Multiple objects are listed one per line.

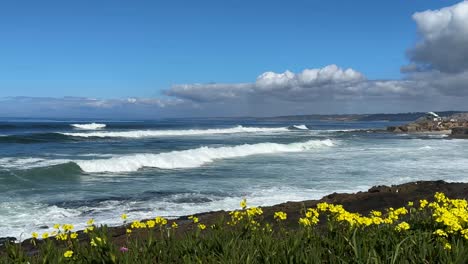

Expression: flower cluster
xmin=228 ymin=199 xmax=264 ymax=227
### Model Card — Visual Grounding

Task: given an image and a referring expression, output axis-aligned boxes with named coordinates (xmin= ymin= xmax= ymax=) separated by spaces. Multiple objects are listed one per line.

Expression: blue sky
xmin=1 ymin=0 xmax=467 ymax=117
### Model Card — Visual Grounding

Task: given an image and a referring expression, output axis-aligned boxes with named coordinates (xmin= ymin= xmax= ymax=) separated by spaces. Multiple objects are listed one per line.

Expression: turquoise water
xmin=1 ymin=118 xmax=467 ymax=240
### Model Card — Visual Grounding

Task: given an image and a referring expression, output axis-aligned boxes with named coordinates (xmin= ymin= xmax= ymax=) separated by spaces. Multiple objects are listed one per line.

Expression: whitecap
xmin=62 ymin=125 xmax=288 ymax=138
xmin=71 ymin=123 xmax=106 ymax=130
xmin=76 ymin=139 xmax=335 ymax=173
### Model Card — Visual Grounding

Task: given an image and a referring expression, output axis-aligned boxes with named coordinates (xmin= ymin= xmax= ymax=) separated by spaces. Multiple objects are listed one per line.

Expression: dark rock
xmin=451 ymin=127 xmax=468 ymax=138
xmin=0 ymin=237 xmax=16 ymax=246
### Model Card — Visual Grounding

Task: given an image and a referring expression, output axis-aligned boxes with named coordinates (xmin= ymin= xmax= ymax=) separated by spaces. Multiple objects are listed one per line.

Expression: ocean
xmin=1 ymin=118 xmax=467 ymax=240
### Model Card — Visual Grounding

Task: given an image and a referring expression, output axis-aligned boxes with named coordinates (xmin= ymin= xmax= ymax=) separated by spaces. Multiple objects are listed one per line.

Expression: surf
xmin=75 ymin=139 xmax=335 ymax=173
xmin=61 ymin=125 xmax=290 ymax=138
xmin=71 ymin=123 xmax=107 ymax=130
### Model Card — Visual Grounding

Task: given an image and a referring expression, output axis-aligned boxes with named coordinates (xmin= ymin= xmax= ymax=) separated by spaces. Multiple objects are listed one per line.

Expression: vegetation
xmin=3 ymin=192 xmax=468 ymax=263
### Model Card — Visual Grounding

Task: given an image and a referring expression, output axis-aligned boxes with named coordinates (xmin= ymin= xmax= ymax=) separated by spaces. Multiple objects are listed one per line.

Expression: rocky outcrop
xmin=451 ymin=127 xmax=468 ymax=138
xmin=387 ymin=113 xmax=468 ymax=134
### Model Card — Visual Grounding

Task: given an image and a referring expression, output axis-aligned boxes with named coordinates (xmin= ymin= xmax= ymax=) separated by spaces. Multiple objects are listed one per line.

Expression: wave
xmin=0 ymin=133 xmax=76 ymax=144
xmin=0 ymin=157 xmax=71 ymax=170
xmin=76 ymin=139 xmax=335 ymax=173
xmin=61 ymin=125 xmax=290 ymax=138
xmin=289 ymin=124 xmax=309 ymax=130
xmin=71 ymin=123 xmax=106 ymax=130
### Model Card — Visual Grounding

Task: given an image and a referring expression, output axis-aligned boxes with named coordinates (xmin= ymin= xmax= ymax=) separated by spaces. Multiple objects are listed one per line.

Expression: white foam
xmin=0 ymin=157 xmax=70 ymax=169
xmin=71 ymin=123 xmax=106 ymax=130
xmin=61 ymin=125 xmax=289 ymax=138
xmin=0 ymin=185 xmax=346 ymax=241
xmin=292 ymin=125 xmax=308 ymax=130
xmin=76 ymin=139 xmax=335 ymax=173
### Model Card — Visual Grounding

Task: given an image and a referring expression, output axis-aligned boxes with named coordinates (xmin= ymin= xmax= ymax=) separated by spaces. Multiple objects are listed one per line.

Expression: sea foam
xmin=76 ymin=139 xmax=335 ymax=173
xmin=71 ymin=123 xmax=107 ymax=130
xmin=291 ymin=125 xmax=308 ymax=130
xmin=62 ymin=125 xmax=289 ymax=138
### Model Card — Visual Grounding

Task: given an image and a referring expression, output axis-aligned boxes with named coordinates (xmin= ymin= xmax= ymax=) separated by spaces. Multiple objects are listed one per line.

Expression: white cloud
xmin=407 ymin=0 xmax=468 ymax=73
xmin=166 ymin=65 xmax=416 ymax=103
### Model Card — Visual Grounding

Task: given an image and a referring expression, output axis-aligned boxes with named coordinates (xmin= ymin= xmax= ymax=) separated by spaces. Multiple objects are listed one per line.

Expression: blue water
xmin=1 ymin=118 xmax=467 ymax=239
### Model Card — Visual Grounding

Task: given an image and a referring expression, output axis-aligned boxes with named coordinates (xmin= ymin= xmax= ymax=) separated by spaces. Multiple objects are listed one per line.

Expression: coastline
xmin=5 ymin=180 xmax=468 ymax=252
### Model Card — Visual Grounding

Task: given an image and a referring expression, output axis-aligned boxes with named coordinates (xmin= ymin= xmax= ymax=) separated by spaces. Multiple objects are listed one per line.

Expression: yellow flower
xmin=407 ymin=201 xmax=414 ymax=207
xmin=53 ymin=224 xmax=60 ymax=229
xmin=420 ymin=199 xmax=429 ymax=209
xmin=395 ymin=221 xmax=410 ymax=232
xmin=84 ymin=226 xmax=94 ymax=233
xmin=433 ymin=229 xmax=448 ymax=237
xmin=126 ymin=229 xmax=132 ymax=234
xmin=171 ymin=222 xmax=178 ymax=229
xmin=240 ymin=198 xmax=247 ymax=209
xmin=444 ymin=243 xmax=452 ymax=251
xmin=370 ymin=210 xmax=382 ymax=217
xmin=64 ymin=250 xmax=73 ymax=258
xmin=299 ymin=217 xmax=312 ymax=227
xmin=121 ymin=214 xmax=128 ymax=220
xmin=146 ymin=220 xmax=156 ymax=228
xmin=274 ymin=211 xmax=287 ymax=221
xmin=198 ymin=223 xmax=206 ymax=230
xmin=86 ymin=219 xmax=94 ymax=225
xmin=247 ymin=207 xmax=263 ymax=217
xmin=42 ymin=232 xmax=49 ymax=239
xmin=90 ymin=237 xmax=102 ymax=247
xmin=56 ymin=233 xmax=68 ymax=241
xmin=188 ymin=215 xmax=199 ymax=223
xmin=62 ymin=224 xmax=74 ymax=232
xmin=32 ymin=232 xmax=38 ymax=239
xmin=70 ymin=233 xmax=78 ymax=239
xmin=155 ymin=216 xmax=167 ymax=225
xmin=317 ymin=202 xmax=329 ymax=212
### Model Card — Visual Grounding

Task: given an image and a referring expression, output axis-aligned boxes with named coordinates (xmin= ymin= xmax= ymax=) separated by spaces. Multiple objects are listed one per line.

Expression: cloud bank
xmin=2 ymin=1 xmax=468 ymax=118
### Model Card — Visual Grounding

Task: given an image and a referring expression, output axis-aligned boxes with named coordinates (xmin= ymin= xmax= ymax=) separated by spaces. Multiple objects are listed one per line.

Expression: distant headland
xmin=256 ymin=111 xmax=464 ymax=122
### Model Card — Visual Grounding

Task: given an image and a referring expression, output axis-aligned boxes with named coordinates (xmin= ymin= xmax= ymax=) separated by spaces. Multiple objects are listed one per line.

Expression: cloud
xmin=406 ymin=1 xmax=468 ymax=73
xmin=0 ymin=96 xmax=187 ymax=118
xmin=164 ymin=1 xmax=468 ymax=112
xmin=166 ymin=65 xmax=422 ymax=103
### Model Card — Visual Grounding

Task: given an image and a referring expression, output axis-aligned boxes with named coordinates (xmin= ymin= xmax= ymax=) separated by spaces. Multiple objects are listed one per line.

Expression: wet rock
xmin=451 ymin=127 xmax=468 ymax=138
xmin=0 ymin=237 xmax=16 ymax=246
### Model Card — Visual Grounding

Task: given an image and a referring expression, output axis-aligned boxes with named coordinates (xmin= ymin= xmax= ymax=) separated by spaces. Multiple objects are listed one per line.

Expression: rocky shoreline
xmin=386 ymin=112 xmax=468 ymax=138
xmin=3 ymin=180 xmax=468 ymax=254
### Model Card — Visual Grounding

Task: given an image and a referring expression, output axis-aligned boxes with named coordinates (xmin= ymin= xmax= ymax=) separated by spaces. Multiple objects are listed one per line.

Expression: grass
xmin=2 ymin=193 xmax=468 ymax=263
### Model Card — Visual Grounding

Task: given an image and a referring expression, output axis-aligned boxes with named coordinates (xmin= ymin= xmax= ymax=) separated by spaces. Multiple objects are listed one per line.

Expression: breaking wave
xmin=76 ymin=139 xmax=335 ymax=173
xmin=71 ymin=123 xmax=107 ymax=130
xmin=290 ymin=124 xmax=309 ymax=130
xmin=61 ymin=125 xmax=289 ymax=138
